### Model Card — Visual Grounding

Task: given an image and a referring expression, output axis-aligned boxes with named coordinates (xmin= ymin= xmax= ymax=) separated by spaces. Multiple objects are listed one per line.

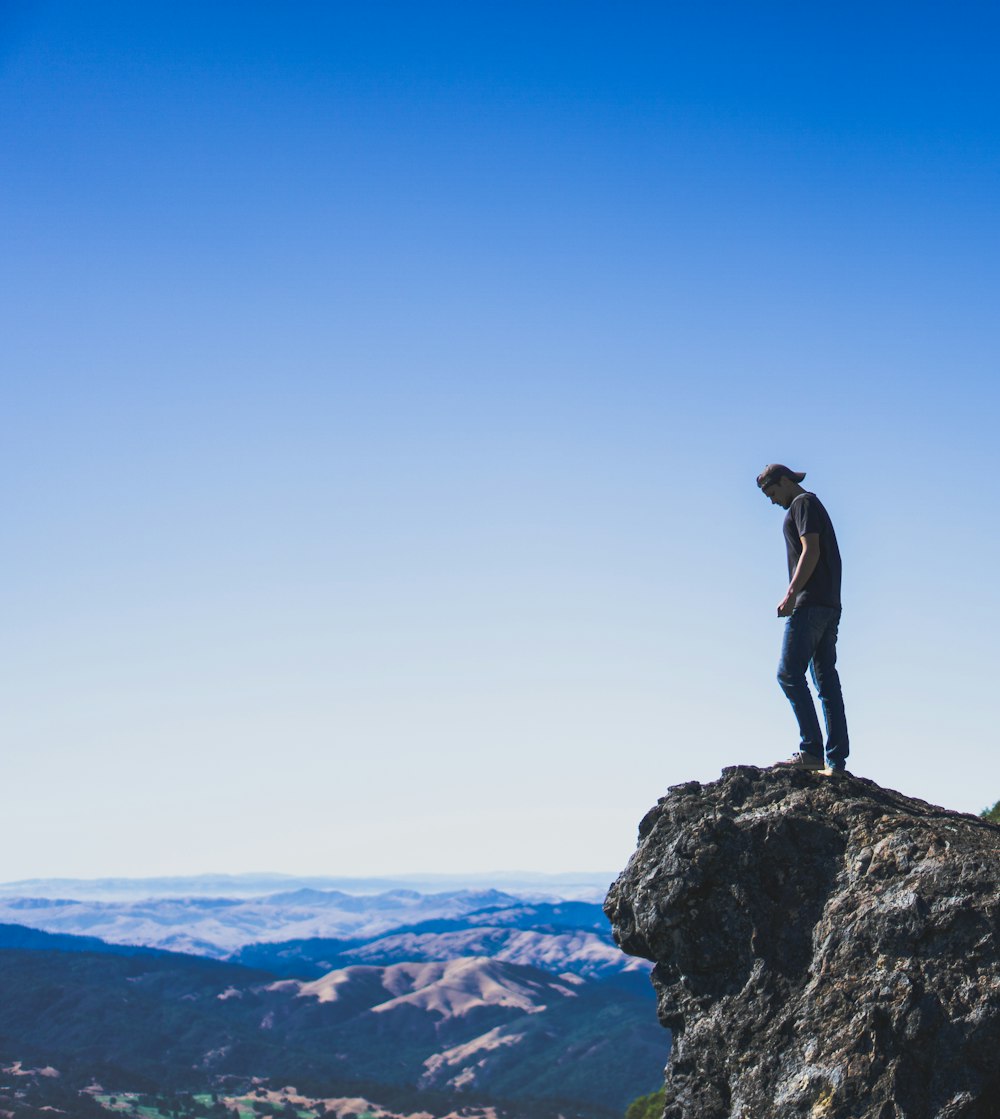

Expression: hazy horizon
xmin=0 ymin=869 xmax=616 ymax=905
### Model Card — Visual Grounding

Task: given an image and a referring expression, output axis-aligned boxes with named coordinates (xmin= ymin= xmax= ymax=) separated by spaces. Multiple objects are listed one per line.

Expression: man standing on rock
xmin=757 ymin=464 xmax=849 ymax=775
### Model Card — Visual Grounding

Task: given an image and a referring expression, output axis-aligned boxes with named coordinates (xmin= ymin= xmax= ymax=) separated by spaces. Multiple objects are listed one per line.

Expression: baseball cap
xmin=756 ymin=464 xmax=806 ymax=489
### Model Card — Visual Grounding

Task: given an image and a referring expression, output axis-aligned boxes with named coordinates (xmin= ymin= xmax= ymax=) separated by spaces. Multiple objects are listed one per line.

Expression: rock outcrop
xmin=604 ymin=767 xmax=1000 ymax=1119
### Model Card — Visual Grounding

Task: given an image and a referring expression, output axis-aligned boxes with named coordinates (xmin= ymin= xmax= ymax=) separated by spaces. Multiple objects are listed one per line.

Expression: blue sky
xmin=2 ymin=2 xmax=998 ymax=880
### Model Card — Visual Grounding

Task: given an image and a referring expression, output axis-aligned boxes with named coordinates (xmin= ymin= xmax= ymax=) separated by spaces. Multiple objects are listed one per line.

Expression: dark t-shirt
xmin=783 ymin=492 xmax=842 ymax=609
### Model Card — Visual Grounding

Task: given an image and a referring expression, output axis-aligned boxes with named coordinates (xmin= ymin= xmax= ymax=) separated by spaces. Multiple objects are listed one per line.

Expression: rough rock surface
xmin=604 ymin=767 xmax=1000 ymax=1119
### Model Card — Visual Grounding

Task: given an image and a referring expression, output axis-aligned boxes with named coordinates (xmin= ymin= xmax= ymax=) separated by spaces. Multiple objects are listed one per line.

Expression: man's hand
xmin=777 ymin=593 xmax=796 ymax=617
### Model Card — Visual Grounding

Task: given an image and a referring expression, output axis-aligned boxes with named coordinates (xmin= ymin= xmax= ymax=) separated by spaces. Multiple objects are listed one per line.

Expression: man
xmin=757 ymin=464 xmax=849 ymax=775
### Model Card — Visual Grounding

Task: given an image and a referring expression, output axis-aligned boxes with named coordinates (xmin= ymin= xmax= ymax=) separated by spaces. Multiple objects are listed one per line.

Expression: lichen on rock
xmin=604 ymin=766 xmax=1000 ymax=1119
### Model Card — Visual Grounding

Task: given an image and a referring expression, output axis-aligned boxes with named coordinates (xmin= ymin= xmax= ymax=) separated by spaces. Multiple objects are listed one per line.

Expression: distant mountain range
xmin=0 ymin=885 xmax=665 ymax=1119
xmin=229 ymin=901 xmax=650 ymax=982
xmin=0 ymin=891 xmax=646 ymax=982
xmin=0 ymin=887 xmax=533 ymax=955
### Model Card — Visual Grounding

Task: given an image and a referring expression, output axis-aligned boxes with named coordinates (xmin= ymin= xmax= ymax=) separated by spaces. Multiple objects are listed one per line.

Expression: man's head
xmin=757 ymin=464 xmax=806 ymax=509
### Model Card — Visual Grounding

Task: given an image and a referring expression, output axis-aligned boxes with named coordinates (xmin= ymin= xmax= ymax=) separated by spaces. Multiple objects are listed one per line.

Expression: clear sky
xmin=2 ymin=2 xmax=998 ymax=881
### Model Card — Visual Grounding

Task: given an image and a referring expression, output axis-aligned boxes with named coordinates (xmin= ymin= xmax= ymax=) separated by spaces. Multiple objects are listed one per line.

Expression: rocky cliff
xmin=604 ymin=767 xmax=1000 ymax=1119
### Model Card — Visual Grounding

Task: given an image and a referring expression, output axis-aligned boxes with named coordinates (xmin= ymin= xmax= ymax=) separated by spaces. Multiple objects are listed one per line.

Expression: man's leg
xmin=776 ymin=608 xmax=825 ymax=760
xmin=810 ymin=608 xmax=849 ymax=770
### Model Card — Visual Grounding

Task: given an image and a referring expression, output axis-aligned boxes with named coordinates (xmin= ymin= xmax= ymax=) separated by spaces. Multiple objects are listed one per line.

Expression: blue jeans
xmin=777 ymin=605 xmax=849 ymax=769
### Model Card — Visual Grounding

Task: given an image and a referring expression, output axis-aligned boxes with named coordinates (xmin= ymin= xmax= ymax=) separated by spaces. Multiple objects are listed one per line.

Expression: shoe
xmin=820 ymin=765 xmax=849 ymax=777
xmin=774 ymin=751 xmax=824 ymax=771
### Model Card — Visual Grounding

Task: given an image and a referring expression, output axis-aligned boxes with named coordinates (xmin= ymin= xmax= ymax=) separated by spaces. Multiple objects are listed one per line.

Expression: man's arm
xmin=777 ymin=533 xmax=821 ymax=617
